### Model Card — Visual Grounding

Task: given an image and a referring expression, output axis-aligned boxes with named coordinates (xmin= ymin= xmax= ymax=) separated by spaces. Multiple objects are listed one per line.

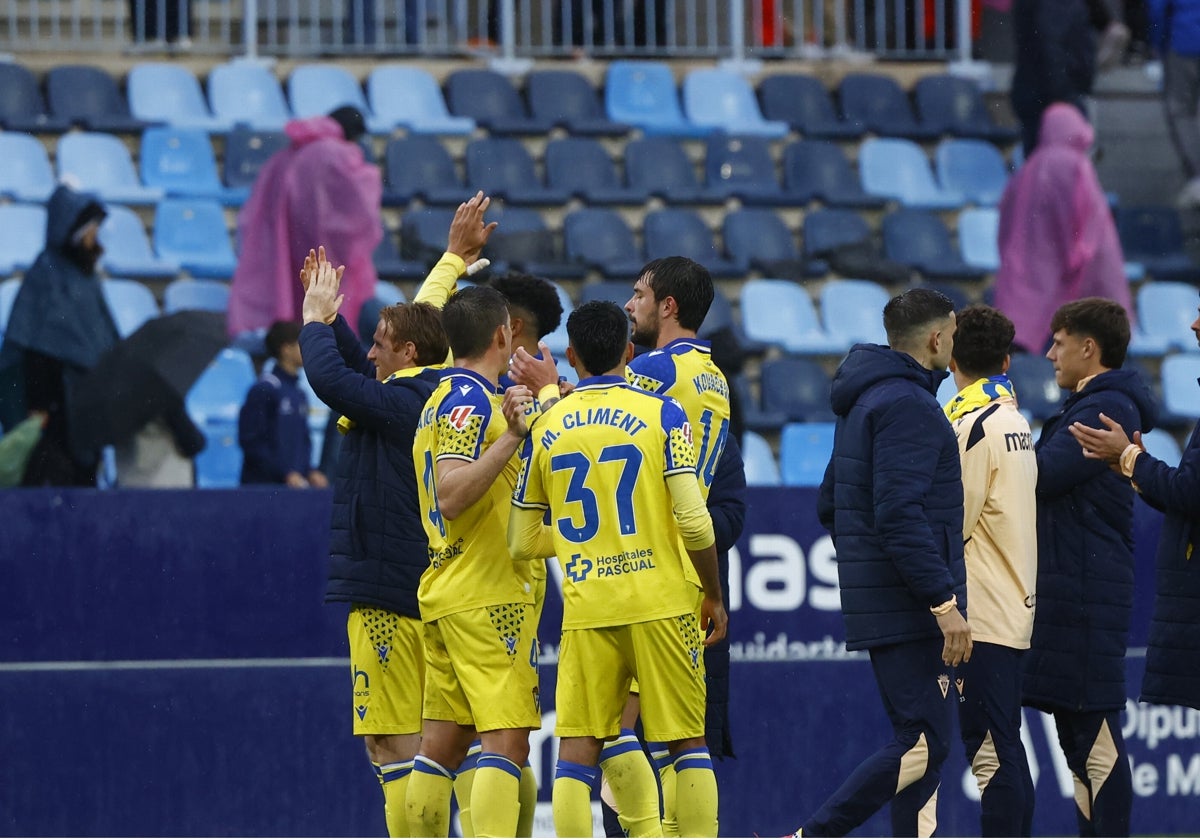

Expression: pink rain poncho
xmin=994 ymin=103 xmax=1133 ymax=353
xmin=227 ymin=115 xmax=382 ymax=336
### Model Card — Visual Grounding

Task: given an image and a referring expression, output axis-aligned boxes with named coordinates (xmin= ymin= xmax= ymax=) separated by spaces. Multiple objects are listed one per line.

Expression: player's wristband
xmin=538 ymin=383 xmax=560 ymax=403
xmin=930 ymin=594 xmax=957 ymax=616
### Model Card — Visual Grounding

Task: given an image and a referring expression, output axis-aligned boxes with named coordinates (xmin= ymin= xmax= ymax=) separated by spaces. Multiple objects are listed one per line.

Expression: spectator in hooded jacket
xmin=1023 ymin=297 xmax=1157 ymax=837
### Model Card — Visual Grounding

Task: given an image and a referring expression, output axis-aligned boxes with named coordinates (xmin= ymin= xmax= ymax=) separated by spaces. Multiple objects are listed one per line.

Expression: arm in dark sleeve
xmin=872 ymin=402 xmax=956 ymax=606
xmin=707 ymin=435 xmax=747 ymax=553
xmin=1034 ymin=1 xmax=1086 ymax=105
xmin=162 ymin=401 xmax=206 ymax=458
xmin=1132 ymin=435 xmax=1200 ymax=517
xmin=23 ymin=351 xmax=65 ymax=413
xmin=238 ymin=384 xmax=288 ymax=482
xmin=1037 ymin=396 xmax=1139 ymax=498
xmin=329 ymin=313 xmax=375 ymax=379
xmin=817 ymin=450 xmax=836 ymax=537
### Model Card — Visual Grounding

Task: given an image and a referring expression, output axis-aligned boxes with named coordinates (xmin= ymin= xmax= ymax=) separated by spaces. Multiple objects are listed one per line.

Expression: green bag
xmin=0 ymin=415 xmax=44 ymax=488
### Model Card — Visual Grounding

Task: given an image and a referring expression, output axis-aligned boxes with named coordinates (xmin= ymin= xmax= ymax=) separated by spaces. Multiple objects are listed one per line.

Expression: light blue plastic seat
xmin=153 ymin=199 xmax=237 ymax=279
xmin=288 ymin=64 xmax=386 ymax=133
xmin=541 ymin=283 xmax=574 ymax=357
xmin=186 ymin=347 xmax=257 ymax=488
xmin=367 ymin=66 xmax=475 ymax=135
xmin=208 ymin=61 xmax=292 ymax=130
xmin=163 ymin=279 xmax=231 ymax=313
xmin=958 ymin=207 xmax=1001 ymax=272
xmin=682 ymin=69 xmax=788 ymax=138
xmin=56 ymin=132 xmax=165 ymax=205
xmin=742 ymin=431 xmax=781 ymax=487
xmin=0 ymin=204 xmax=47 ymax=275
xmin=605 ymin=61 xmax=709 ymax=138
xmin=140 ymin=127 xmax=250 ymax=205
xmin=820 ymin=279 xmax=891 ymax=347
xmin=1162 ymin=354 xmax=1200 ymax=419
xmin=740 ymin=279 xmax=841 ymax=354
xmin=936 ymin=139 xmax=1009 ymax=207
xmin=780 ymin=422 xmax=836 ymax=486
xmin=1139 ymin=428 xmax=1183 ymax=468
xmin=98 ymin=205 xmax=180 ymax=278
xmin=860 ymin=137 xmax=964 ymax=210
xmin=101 ymin=278 xmax=161 ymax=337
xmin=1130 ymin=281 xmax=1200 ymax=356
xmin=0 ymin=133 xmax=56 ymax=202
xmin=0 ymin=278 xmax=22 ymax=337
xmin=128 ymin=63 xmax=232 ymax=132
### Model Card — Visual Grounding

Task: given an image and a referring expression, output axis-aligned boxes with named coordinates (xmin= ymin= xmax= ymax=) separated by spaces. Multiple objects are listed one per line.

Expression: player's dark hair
xmin=265 ymin=319 xmax=302 ymax=360
xmin=380 ymin=301 xmax=450 ymax=367
xmin=568 ymin=301 xmax=631 ymax=376
xmin=637 ymin=256 xmax=714 ymax=331
xmin=442 ymin=285 xmax=510 ymax=360
xmin=489 ymin=271 xmax=563 ymax=339
xmin=883 ymin=288 xmax=955 ymax=349
xmin=951 ymin=304 xmax=1015 ymax=378
xmin=1049 ymin=297 xmax=1131 ymax=369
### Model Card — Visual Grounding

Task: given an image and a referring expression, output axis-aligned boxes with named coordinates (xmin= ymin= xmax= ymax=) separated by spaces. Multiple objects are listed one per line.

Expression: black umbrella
xmin=70 ymin=310 xmax=231 ymax=451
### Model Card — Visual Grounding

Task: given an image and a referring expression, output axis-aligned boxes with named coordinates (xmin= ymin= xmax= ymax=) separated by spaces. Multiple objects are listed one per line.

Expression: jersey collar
xmin=445 ymin=367 xmax=496 ymax=393
xmin=575 ymin=374 xmax=628 ymax=393
xmin=661 ymin=337 xmax=711 ymax=354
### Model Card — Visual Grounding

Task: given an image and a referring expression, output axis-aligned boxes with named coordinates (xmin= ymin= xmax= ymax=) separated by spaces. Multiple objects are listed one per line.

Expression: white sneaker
xmin=1097 ymin=21 xmax=1131 ymax=72
xmin=1177 ymin=177 xmax=1200 ymax=209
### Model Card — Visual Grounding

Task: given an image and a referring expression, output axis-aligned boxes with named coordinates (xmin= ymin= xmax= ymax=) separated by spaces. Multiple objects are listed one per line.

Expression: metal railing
xmin=1 ymin=0 xmax=976 ymax=62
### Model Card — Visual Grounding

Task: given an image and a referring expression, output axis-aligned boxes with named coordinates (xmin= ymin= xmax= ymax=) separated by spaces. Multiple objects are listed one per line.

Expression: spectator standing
xmin=1024 ymin=298 xmax=1157 ymax=836
xmin=1149 ymin=0 xmax=1200 ymax=206
xmin=994 ymin=103 xmax=1132 ymax=355
xmin=792 ymin=288 xmax=971 ymax=837
xmin=238 ymin=320 xmax=327 ymax=488
xmin=1011 ymin=0 xmax=1095 ymax=154
xmin=0 ymin=184 xmax=117 ymax=487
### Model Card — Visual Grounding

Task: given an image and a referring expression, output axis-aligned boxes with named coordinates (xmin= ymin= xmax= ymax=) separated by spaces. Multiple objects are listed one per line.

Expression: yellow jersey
xmin=413 ymin=368 xmax=532 ymax=622
xmin=513 ymin=375 xmax=701 ymax=630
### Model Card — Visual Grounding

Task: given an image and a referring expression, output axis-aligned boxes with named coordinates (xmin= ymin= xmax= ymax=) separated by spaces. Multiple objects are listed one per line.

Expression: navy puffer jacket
xmin=1024 ymin=368 xmax=1158 ymax=713
xmin=299 ymin=316 xmax=442 ymax=619
xmin=817 ymin=344 xmax=966 ymax=651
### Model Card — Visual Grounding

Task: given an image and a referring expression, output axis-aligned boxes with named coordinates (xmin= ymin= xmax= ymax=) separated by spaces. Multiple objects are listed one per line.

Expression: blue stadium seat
xmin=101 ymin=279 xmax=161 ymax=338
xmin=527 ymin=70 xmax=630 ymax=136
xmin=759 ymin=357 xmax=836 ymax=422
xmin=642 ymin=209 xmax=742 ymax=277
xmin=682 ymin=69 xmax=788 ymax=138
xmin=698 ymin=287 xmax=736 ymax=338
xmin=288 ymin=64 xmax=387 ymax=134
xmin=153 ymin=199 xmax=237 ymax=279
xmin=400 ymin=207 xmax=458 ymax=263
xmin=46 ymin=65 xmax=153 ymax=133
xmin=624 ymin=137 xmax=727 ymax=204
xmin=733 ymin=374 xmax=788 ymax=432
xmin=782 ymin=140 xmax=885 ymax=209
xmin=373 ymin=232 xmax=428 ymax=280
xmin=1116 ymin=206 xmax=1199 ymax=282
xmin=374 ymin=281 xmax=408 ymax=305
xmin=563 ymin=209 xmax=645 ymax=278
xmin=208 ymin=61 xmax=292 ymax=130
xmin=740 ymin=279 xmax=841 ymax=354
xmin=544 ymin=137 xmax=647 ymax=205
xmin=820 ymin=279 xmax=890 ymax=347
xmin=186 ymin=347 xmax=257 ymax=489
xmin=937 ymin=371 xmax=960 ymax=407
xmin=1130 ymin=281 xmax=1200 ymax=356
xmin=780 ymin=421 xmax=836 ymax=486
xmin=463 ymin=138 xmax=569 ymax=206
xmin=140 ymin=127 xmax=250 ymax=205
xmin=222 ymin=126 xmax=289 ymax=190
xmin=913 ymin=74 xmax=1019 ymax=143
xmin=56 ymin=132 xmax=165 ymax=205
xmin=444 ymin=69 xmax=553 ymax=135
xmin=0 ymin=278 xmax=20 ymax=339
xmin=0 ymin=63 xmax=70 ymax=133
xmin=579 ymin=280 xmax=634 ymax=306
xmin=957 ymin=207 xmax=1001 ymax=272
xmin=757 ymin=74 xmax=866 ymax=139
xmin=1140 ymin=428 xmax=1183 ymax=468
xmin=1162 ymin=354 xmax=1200 ymax=422
xmin=98 ymin=205 xmax=180 ymax=279
xmin=541 ymin=283 xmax=575 ymax=356
xmin=802 ymin=207 xmax=873 ymax=258
xmin=382 ymin=135 xmax=467 ymax=206
xmin=742 ymin=430 xmax=782 ymax=486
xmin=485 ymin=206 xmax=587 ymax=280
xmin=0 ymin=204 xmax=46 ymax=275
xmin=882 ymin=208 xmax=985 ymax=281
xmin=128 ymin=63 xmax=231 ymax=132
xmin=936 ymin=139 xmax=1009 ymax=206
xmin=860 ymin=138 xmax=964 ymax=209
xmin=605 ymin=61 xmax=709 ymax=138
xmin=724 ymin=208 xmax=818 ymax=278
xmin=704 ymin=133 xmax=787 ymax=204
xmin=1006 ymin=352 xmax=1064 ymax=422
xmin=839 ymin=73 xmax=939 ymax=141
xmin=367 ymin=66 xmax=475 ymax=135
xmin=163 ymin=279 xmax=231 ymax=314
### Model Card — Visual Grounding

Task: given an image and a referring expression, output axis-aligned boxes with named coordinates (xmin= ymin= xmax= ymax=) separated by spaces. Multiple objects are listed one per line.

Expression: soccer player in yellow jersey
xmin=508 ymin=301 xmax=729 ymax=838
xmin=406 ymin=286 xmax=541 ymax=839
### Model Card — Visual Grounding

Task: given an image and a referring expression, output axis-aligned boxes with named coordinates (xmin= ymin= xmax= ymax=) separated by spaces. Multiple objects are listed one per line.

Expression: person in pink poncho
xmin=994 ymin=102 xmax=1133 ymax=354
xmin=228 ymin=106 xmax=382 ymax=339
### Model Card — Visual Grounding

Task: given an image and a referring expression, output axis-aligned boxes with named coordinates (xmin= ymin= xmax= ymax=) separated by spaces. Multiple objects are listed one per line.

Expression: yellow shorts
xmin=348 ymin=606 xmax=425 ymax=736
xmin=629 ymin=587 xmax=701 ymax=698
xmin=422 ymin=603 xmax=541 ymax=732
xmin=555 ymin=613 xmax=707 ymax=743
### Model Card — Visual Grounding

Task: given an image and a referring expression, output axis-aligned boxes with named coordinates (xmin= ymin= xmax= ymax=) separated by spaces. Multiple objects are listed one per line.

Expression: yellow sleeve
xmin=508 ymin=504 xmax=556 ymax=561
xmin=413 ymin=252 xmax=467 ymax=309
xmin=666 ymin=471 xmax=715 ymax=551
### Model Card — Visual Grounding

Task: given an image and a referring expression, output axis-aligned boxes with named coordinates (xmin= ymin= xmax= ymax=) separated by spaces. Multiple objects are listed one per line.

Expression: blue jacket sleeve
xmin=239 ymin=383 xmax=288 ymax=482
xmin=1037 ymin=394 xmax=1140 ymax=498
xmin=330 ymin=313 xmax=375 ymax=379
xmin=872 ymin=400 xmax=956 ymax=605
xmin=817 ymin=451 xmax=836 ymax=536
xmin=708 ymin=435 xmax=747 ymax=553
xmin=1132 ymin=432 xmax=1200 ymax=517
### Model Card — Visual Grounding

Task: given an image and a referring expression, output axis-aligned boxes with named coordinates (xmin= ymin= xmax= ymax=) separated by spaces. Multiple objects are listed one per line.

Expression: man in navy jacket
xmin=794 ymin=288 xmax=972 ymax=837
xmin=1069 ymin=299 xmax=1200 ymax=713
xmin=1024 ymin=298 xmax=1157 ymax=837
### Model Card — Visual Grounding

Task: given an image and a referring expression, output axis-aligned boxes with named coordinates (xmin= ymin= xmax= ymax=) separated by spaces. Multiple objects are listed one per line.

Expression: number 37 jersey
xmin=514 ymin=376 xmax=700 ymax=630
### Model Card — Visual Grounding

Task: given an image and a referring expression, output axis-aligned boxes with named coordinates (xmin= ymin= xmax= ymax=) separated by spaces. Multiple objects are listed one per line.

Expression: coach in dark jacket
xmin=1024 ymin=298 xmax=1157 ymax=837
xmin=795 ymin=289 xmax=970 ymax=839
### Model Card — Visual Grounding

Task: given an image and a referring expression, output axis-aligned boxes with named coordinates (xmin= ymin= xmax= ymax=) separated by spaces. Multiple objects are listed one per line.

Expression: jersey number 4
xmin=550 ymin=444 xmax=643 ymax=543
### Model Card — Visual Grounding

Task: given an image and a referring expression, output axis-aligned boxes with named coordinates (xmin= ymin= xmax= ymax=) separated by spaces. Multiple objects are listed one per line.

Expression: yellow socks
xmin=517 ymin=762 xmax=538 ymax=837
xmin=553 ymin=760 xmax=600 ymax=838
xmin=471 ymin=753 xmax=523 ymax=838
xmin=650 ymin=745 xmax=678 ymax=837
xmin=672 ymin=748 xmax=718 ymax=838
xmin=405 ymin=755 xmax=454 ymax=837
xmin=453 ymin=744 xmax=480 ymax=837
xmin=601 ymin=731 xmax=664 ymax=838
xmin=378 ymin=760 xmax=414 ymax=838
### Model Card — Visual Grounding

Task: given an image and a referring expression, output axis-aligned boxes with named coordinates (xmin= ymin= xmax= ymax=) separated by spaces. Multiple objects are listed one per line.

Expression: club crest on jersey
xmin=448 ymin=405 xmax=475 ymax=430
xmin=938 ymin=674 xmax=950 ymax=699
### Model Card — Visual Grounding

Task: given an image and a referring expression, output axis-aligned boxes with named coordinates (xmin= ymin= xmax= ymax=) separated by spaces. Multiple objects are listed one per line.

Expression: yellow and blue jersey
xmin=514 ymin=375 xmax=700 ymax=630
xmin=413 ymin=368 xmax=532 ymax=622
xmin=625 ymin=338 xmax=730 ymax=499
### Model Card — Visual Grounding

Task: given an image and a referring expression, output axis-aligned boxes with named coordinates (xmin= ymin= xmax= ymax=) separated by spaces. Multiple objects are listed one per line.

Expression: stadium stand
xmin=99 ymin=205 xmax=181 ymax=278
xmin=463 ymin=137 xmax=570 ymax=205
xmin=223 ymin=127 xmax=290 ymax=190
xmin=881 ymin=208 xmax=987 ymax=281
xmin=860 ymin=137 xmax=964 ymax=209
xmin=127 ymin=63 xmax=231 ymax=132
xmin=207 ymin=61 xmax=292 ymax=130
xmin=740 ymin=279 xmax=841 ymax=354
xmin=0 ymin=133 xmax=57 ymax=203
xmin=526 ymin=69 xmax=630 ymax=136
xmin=101 ymin=278 xmax=161 ymax=337
xmin=444 ymin=68 xmax=553 ymax=134
xmin=140 ymin=127 xmax=250 ymax=205
xmin=544 ymin=137 xmax=648 ymax=205
xmin=0 ymin=204 xmax=47 ymax=276
xmin=782 ymin=140 xmax=886 ymax=209
xmin=957 ymin=207 xmax=1001 ymax=272
xmin=757 ymin=73 xmax=867 ymax=139
xmin=0 ymin=62 xmax=70 ymax=132
xmin=780 ymin=421 xmax=836 ymax=486
xmin=819 ymin=279 xmax=891 ymax=346
xmin=152 ymin=199 xmax=238 ymax=279
xmin=605 ymin=61 xmax=708 ymax=137
xmin=704 ymin=133 xmax=789 ymax=204
xmin=1116 ymin=206 xmax=1199 ymax=282
xmin=642 ymin=208 xmax=743 ymax=277
xmin=163 ymin=279 xmax=231 ymax=314
xmin=382 ymin=135 xmax=468 ymax=205
xmin=760 ymin=357 xmax=836 ymax=423
xmin=624 ymin=136 xmax=728 ymax=204
xmin=682 ymin=68 xmax=789 ymax=137
xmin=742 ymin=430 xmax=782 ymax=486
xmin=913 ymin=74 xmax=1020 ymax=143
xmin=839 ymin=73 xmax=940 ymax=140
xmin=46 ymin=64 xmax=153 ymax=133
xmin=563 ymin=209 xmax=646 ymax=278
xmin=186 ymin=347 xmax=257 ymax=489
xmin=56 ymin=132 xmax=165 ymax=205
xmin=366 ymin=66 xmax=476 ymax=135
xmin=936 ymin=139 xmax=1010 ymax=206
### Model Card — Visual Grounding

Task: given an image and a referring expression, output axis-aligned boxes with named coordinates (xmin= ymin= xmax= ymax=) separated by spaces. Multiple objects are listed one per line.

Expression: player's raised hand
xmin=509 ymin=342 xmax=559 ymax=393
xmin=301 ymin=245 xmax=346 ymax=325
xmin=501 ymin=384 xmax=534 ymax=438
xmin=701 ymin=594 xmax=728 ymax=646
xmin=447 ymin=190 xmax=498 ymax=266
